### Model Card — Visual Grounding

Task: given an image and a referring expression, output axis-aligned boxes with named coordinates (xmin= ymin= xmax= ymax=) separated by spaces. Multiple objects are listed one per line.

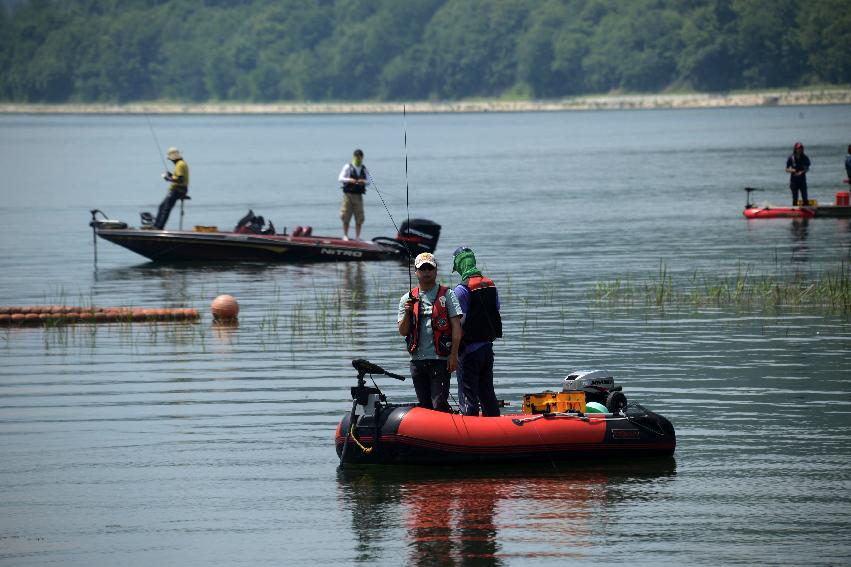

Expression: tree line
xmin=1 ymin=0 xmax=848 ymax=103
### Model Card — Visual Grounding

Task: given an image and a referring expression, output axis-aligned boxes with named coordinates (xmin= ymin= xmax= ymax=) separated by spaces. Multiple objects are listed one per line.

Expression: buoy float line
xmin=0 ymin=306 xmax=199 ymax=326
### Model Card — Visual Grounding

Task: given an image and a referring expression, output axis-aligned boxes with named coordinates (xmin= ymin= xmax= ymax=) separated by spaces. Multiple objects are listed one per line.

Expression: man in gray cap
xmin=398 ymin=252 xmax=462 ymax=412
xmin=154 ymin=147 xmax=189 ymax=229
xmin=452 ymin=246 xmax=502 ymax=416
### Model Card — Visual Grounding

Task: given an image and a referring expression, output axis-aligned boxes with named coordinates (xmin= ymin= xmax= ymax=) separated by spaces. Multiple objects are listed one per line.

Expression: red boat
xmin=742 ymin=187 xmax=815 ymax=219
xmin=743 ymin=205 xmax=815 ymax=219
xmin=89 ymin=210 xmax=440 ymax=263
xmin=336 ymin=360 xmax=676 ymax=466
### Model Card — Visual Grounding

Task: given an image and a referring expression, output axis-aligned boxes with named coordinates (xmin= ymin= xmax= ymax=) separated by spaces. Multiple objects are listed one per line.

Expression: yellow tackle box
xmin=193 ymin=225 xmax=219 ymax=232
xmin=521 ymin=391 xmax=586 ymax=414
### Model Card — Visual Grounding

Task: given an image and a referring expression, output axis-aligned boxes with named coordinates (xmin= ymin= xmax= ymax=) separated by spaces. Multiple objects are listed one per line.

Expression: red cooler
xmin=836 ymin=192 xmax=850 ymax=207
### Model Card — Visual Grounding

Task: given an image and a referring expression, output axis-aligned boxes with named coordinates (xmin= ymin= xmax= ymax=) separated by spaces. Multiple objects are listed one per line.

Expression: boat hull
xmin=336 ymin=406 xmax=676 ymax=465
xmin=812 ymin=205 xmax=851 ymax=218
xmin=743 ymin=206 xmax=815 ymax=219
xmin=96 ymin=228 xmax=405 ymax=263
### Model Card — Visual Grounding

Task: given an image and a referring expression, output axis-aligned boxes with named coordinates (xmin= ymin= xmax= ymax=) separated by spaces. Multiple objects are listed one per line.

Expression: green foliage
xmin=0 ymin=0 xmax=848 ymax=103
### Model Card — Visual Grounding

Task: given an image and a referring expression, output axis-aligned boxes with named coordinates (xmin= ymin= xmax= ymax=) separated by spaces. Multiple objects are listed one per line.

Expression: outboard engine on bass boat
xmin=234 ymin=210 xmax=276 ymax=235
xmin=372 ymin=218 xmax=441 ymax=257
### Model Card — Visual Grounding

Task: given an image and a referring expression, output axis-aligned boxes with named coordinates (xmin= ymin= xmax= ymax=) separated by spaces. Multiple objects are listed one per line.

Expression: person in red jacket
xmin=397 ymin=252 xmax=462 ymax=412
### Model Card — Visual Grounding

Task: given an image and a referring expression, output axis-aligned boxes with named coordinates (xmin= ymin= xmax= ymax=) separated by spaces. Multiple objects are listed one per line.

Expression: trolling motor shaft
xmin=339 ymin=359 xmax=406 ymax=468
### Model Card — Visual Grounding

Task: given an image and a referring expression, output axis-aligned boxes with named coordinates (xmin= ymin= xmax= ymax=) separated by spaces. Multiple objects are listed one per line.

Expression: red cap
xmin=793 ymin=142 xmax=803 ymax=150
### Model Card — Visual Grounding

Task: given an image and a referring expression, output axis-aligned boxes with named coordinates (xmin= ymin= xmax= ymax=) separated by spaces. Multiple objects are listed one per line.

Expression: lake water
xmin=1 ymin=106 xmax=850 ymax=566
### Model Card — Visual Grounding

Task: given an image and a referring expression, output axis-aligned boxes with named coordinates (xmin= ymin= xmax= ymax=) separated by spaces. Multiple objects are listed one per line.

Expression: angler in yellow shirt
xmin=154 ymin=147 xmax=189 ymax=229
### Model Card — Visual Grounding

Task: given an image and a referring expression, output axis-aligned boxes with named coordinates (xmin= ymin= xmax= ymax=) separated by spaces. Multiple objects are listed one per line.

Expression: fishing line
xmin=145 ymin=114 xmax=169 ymax=173
xmin=365 ymin=169 xmax=402 ymax=235
xmin=365 ymin=104 xmax=416 ymax=293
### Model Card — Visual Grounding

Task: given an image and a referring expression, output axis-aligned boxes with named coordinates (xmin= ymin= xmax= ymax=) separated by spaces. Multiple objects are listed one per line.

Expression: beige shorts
xmin=340 ymin=193 xmax=365 ymax=225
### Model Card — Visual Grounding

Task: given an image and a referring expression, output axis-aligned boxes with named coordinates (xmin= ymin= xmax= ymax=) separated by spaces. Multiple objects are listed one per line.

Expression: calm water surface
xmin=1 ymin=107 xmax=850 ymax=565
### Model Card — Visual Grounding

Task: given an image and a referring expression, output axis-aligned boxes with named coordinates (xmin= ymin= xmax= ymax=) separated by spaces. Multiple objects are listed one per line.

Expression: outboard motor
xmin=372 ymin=219 xmax=441 ymax=259
xmin=234 ymin=210 xmax=275 ymax=235
xmin=563 ymin=369 xmax=627 ymax=413
xmin=397 ymin=219 xmax=441 ymax=254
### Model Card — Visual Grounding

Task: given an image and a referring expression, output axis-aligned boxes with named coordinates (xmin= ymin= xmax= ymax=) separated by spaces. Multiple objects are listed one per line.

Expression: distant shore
xmin=1 ymin=89 xmax=849 ymax=114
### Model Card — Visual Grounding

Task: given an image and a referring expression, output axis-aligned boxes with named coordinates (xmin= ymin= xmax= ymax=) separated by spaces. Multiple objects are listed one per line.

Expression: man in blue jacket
xmin=452 ymin=246 xmax=502 ymax=417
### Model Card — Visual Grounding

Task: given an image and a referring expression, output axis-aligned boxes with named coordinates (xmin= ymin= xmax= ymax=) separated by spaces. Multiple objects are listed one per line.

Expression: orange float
xmin=211 ymin=295 xmax=239 ymax=321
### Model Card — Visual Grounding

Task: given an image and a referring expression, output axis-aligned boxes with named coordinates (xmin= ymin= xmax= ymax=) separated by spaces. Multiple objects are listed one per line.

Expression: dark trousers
xmin=410 ymin=359 xmax=451 ymax=413
xmin=457 ymin=343 xmax=499 ymax=417
xmin=791 ymin=181 xmax=808 ymax=206
xmin=154 ymin=190 xmax=185 ymax=229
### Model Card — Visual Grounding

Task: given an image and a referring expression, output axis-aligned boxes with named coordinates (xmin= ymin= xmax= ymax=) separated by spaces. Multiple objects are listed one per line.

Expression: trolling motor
xmin=339 ymin=359 xmax=406 ymax=467
xmin=89 ymin=209 xmax=128 ymax=270
xmin=744 ymin=186 xmax=763 ymax=209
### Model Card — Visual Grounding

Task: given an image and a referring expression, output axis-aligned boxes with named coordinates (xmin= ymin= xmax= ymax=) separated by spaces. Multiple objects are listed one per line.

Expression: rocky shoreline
xmin=1 ymin=89 xmax=849 ymax=114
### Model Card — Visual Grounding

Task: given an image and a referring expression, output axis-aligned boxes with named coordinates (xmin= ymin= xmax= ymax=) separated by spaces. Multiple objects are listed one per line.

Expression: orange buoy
xmin=211 ymin=295 xmax=239 ymax=321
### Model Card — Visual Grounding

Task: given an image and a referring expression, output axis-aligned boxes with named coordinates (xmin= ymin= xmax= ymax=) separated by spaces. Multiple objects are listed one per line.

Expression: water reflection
xmin=337 ymin=461 xmax=676 ymax=566
xmin=212 ymin=319 xmax=239 ymax=346
xmin=789 ymin=218 xmax=810 ymax=262
xmin=343 ymin=263 xmax=368 ymax=312
xmin=93 ymin=260 xmax=281 ymax=281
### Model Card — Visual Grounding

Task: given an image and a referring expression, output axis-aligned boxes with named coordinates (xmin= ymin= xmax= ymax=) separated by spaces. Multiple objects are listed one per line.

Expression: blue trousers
xmin=791 ymin=181 xmax=808 ymax=206
xmin=457 ymin=344 xmax=499 ymax=417
xmin=155 ymin=190 xmax=186 ymax=229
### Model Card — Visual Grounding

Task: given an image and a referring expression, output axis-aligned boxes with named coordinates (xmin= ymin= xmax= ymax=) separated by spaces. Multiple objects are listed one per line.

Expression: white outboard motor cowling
xmin=562 ymin=369 xmax=627 ymax=413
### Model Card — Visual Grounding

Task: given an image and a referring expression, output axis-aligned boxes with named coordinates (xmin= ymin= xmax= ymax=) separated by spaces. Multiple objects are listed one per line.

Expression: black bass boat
xmin=336 ymin=360 xmax=676 ymax=467
xmin=89 ymin=210 xmax=440 ymax=263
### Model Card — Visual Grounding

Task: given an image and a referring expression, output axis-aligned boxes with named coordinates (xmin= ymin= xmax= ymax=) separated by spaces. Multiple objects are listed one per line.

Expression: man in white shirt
xmin=337 ymin=149 xmax=369 ymax=240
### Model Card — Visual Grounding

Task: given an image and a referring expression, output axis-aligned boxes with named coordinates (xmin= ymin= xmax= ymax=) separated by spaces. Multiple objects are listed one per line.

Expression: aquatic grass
xmin=590 ymin=261 xmax=851 ymax=314
xmin=14 ymin=257 xmax=849 ymax=356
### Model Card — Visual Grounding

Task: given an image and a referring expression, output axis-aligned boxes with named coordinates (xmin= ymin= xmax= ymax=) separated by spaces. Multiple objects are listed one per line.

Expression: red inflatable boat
xmin=743 ymin=205 xmax=815 ymax=219
xmin=336 ymin=360 xmax=676 ymax=466
xmin=742 ymin=187 xmax=815 ymax=219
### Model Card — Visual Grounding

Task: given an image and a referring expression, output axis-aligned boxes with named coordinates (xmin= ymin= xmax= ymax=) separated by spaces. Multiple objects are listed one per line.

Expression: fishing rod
xmin=404 ymin=104 xmax=412 ymax=294
xmin=365 ymin=104 xmax=416 ymax=295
